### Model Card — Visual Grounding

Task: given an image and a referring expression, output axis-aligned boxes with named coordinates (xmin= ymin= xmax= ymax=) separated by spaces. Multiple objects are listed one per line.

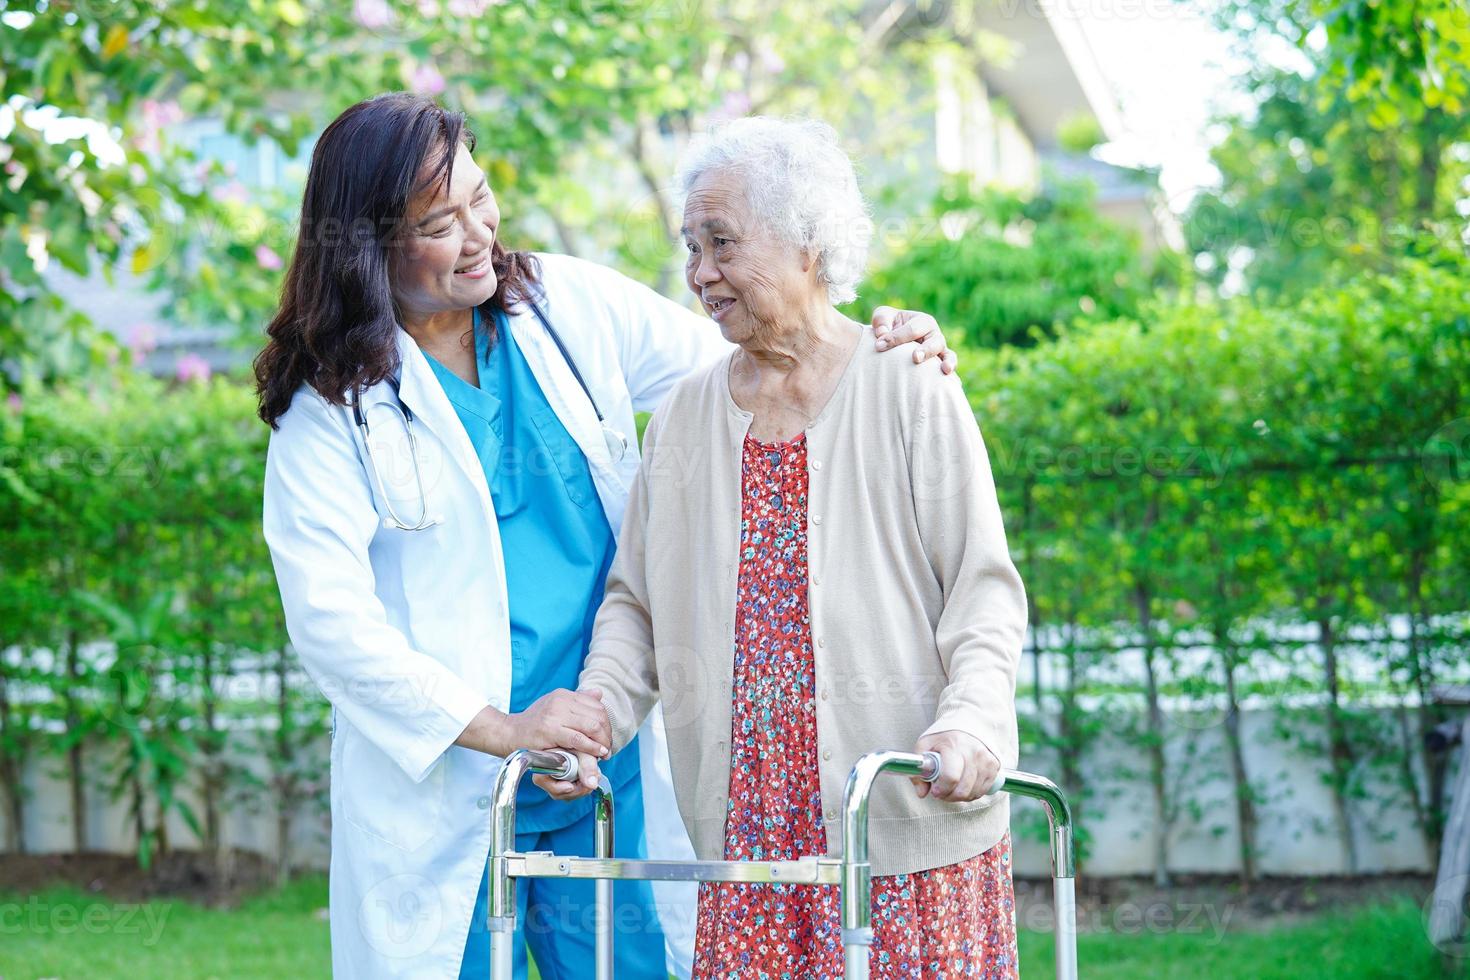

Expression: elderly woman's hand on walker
xmin=912 ymin=730 xmax=1003 ymax=803
xmin=531 ymin=751 xmax=604 ymax=799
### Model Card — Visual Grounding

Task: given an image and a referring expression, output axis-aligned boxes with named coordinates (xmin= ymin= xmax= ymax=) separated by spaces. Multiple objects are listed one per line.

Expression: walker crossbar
xmin=486 ymin=748 xmax=1078 ymax=980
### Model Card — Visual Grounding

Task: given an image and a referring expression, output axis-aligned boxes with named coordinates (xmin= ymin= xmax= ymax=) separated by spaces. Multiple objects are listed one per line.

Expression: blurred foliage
xmin=1056 ymin=112 xmax=1106 ymax=155
xmin=1185 ymin=0 xmax=1470 ymax=295
xmin=0 ymin=374 xmax=325 ymax=869
xmin=854 ymin=175 xmax=1155 ymax=348
xmin=0 ymin=0 xmax=988 ymax=384
xmin=971 ymin=244 xmax=1470 ymax=874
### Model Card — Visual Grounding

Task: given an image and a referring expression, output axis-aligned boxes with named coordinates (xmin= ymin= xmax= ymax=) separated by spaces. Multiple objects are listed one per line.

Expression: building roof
xmin=883 ymin=0 xmax=1125 ymax=148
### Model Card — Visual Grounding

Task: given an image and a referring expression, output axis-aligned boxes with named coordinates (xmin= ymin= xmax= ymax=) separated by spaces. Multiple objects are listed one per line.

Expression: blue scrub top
xmin=423 ymin=306 xmax=639 ymax=833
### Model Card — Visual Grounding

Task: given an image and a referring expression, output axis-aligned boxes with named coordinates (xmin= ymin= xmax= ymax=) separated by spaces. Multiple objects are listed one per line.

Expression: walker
xmin=486 ymin=748 xmax=1078 ymax=979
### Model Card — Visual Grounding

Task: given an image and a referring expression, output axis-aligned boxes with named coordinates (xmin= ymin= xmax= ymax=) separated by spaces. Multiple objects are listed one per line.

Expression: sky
xmin=1069 ymin=0 xmax=1245 ymax=204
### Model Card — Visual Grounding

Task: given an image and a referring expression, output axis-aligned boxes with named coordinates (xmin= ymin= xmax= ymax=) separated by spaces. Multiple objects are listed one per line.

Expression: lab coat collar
xmin=505 ymin=300 xmax=612 ymax=478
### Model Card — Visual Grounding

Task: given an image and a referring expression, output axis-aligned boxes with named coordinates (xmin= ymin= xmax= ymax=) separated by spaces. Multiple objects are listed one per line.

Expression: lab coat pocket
xmin=339 ymin=728 xmax=446 ymax=852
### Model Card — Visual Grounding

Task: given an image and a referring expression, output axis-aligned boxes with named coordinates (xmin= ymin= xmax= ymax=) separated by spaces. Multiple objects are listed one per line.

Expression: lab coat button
xmin=822 ymin=749 xmax=832 ymax=761
xmin=817 ymin=637 xmax=827 ymax=649
xmin=811 ymin=459 xmax=823 ymax=471
xmin=476 ymin=795 xmax=491 ymax=810
xmin=811 ymin=514 xmax=823 ymax=526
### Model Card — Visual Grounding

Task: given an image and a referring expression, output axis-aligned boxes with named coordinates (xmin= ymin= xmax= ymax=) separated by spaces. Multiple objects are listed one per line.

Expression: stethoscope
xmin=352 ymin=301 xmax=629 ymax=532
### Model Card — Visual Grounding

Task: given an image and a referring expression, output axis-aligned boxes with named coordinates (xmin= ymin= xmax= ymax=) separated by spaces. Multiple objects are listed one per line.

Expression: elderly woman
xmin=538 ymin=117 xmax=1028 ymax=978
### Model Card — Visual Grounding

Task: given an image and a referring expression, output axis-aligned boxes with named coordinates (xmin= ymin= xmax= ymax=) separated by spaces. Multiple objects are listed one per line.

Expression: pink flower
xmin=255 ymin=244 xmax=284 ymax=271
xmin=709 ymin=91 xmax=752 ymax=124
xmin=217 ymin=180 xmax=250 ymax=206
xmin=6 ymin=392 xmax=21 ymax=413
xmin=447 ymin=0 xmax=489 ymax=15
xmin=404 ymin=62 xmax=446 ymax=95
xmin=353 ymin=0 xmax=392 ymax=29
xmin=132 ymin=99 xmax=183 ymax=155
xmin=127 ymin=321 xmax=159 ymax=355
xmin=175 ymin=353 xmax=211 ymax=384
xmin=143 ymin=99 xmax=184 ymax=129
xmin=417 ymin=0 xmax=441 ymax=14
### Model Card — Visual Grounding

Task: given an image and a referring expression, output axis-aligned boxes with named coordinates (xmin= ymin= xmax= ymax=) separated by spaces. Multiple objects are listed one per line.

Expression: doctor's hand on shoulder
xmin=456 ymin=687 xmax=610 ymax=770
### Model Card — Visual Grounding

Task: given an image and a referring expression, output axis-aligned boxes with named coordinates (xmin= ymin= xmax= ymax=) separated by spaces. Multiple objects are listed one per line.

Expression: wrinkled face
xmin=681 ymin=170 xmax=816 ymax=346
xmin=389 ymin=142 xmax=500 ymax=319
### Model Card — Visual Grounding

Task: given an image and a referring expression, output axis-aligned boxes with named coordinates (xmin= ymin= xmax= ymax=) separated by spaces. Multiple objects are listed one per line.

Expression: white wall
xmin=5 ymin=702 xmax=1456 ymax=879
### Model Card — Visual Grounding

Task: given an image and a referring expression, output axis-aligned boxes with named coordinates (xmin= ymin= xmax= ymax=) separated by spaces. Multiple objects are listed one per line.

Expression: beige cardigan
xmin=579 ymin=328 xmax=1028 ymax=876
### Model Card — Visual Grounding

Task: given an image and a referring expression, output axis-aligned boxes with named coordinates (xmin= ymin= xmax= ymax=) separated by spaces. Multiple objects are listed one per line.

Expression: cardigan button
xmin=817 ymin=637 xmax=827 ymax=649
xmin=811 ymin=514 xmax=823 ymax=526
xmin=811 ymin=459 xmax=823 ymax=471
xmin=476 ymin=796 xmax=491 ymax=810
xmin=820 ymin=689 xmax=830 ymax=701
xmin=822 ymin=749 xmax=832 ymax=761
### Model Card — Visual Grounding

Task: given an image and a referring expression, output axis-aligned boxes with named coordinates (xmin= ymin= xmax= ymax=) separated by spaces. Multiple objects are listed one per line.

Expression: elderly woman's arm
xmin=909 ymin=368 xmax=1029 ymax=802
xmin=578 ymin=460 xmax=662 ymax=755
xmin=534 ymin=411 xmax=667 ymax=800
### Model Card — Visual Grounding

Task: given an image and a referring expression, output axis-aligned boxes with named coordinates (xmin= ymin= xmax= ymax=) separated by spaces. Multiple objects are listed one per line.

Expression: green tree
xmin=856 ymin=175 xmax=1154 ymax=349
xmin=1184 ymin=0 xmax=1470 ymax=295
xmin=0 ymin=0 xmax=978 ymax=384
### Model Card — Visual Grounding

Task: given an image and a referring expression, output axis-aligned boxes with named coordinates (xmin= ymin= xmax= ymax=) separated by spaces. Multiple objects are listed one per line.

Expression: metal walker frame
xmin=486 ymin=748 xmax=1077 ymax=979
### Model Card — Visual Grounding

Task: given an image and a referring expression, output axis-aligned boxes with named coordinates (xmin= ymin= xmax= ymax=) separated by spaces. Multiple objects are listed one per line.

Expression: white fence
xmin=4 ymin=702 xmax=1458 ymax=878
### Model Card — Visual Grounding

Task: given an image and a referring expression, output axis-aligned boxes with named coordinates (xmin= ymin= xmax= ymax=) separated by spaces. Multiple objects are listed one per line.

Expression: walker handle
xmin=519 ymin=748 xmax=579 ymax=782
xmin=916 ymin=750 xmax=1006 ymax=795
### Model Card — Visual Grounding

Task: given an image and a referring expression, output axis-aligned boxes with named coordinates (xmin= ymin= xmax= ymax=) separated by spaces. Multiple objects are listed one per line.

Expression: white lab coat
xmin=261 ymin=253 xmax=729 ymax=980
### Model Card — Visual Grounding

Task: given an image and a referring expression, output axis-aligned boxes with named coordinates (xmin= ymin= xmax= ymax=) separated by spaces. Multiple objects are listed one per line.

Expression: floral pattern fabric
xmin=691 ymin=432 xmax=1019 ymax=980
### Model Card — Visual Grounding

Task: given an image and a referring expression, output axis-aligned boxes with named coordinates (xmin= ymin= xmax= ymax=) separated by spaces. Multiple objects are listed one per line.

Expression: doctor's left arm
xmin=262 ymin=386 xmax=494 ymax=784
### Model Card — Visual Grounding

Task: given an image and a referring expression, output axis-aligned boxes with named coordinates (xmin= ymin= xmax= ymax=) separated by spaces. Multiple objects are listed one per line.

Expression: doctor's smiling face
xmin=389 ymin=141 xmax=501 ymax=321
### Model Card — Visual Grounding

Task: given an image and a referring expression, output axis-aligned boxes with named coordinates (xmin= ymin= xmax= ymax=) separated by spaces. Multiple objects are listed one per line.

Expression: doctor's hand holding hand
xmin=911 ymin=730 xmax=1002 ymax=803
xmin=456 ymin=687 xmax=610 ymax=763
xmin=531 ymin=685 xmax=613 ymax=800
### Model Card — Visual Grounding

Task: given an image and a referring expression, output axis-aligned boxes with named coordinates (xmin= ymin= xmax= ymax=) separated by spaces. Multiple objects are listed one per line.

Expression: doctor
xmin=255 ymin=92 xmax=955 ymax=980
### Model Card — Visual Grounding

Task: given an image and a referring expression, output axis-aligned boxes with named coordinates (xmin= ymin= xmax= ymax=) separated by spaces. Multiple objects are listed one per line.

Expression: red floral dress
xmin=691 ymin=432 xmax=1019 ymax=980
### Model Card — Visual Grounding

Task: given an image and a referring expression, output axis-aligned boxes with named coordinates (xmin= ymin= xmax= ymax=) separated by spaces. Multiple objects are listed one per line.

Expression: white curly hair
xmin=674 ymin=116 xmax=873 ymax=306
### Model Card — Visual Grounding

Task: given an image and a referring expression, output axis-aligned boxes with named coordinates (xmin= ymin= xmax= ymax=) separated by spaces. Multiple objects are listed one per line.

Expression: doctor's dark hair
xmin=253 ymin=92 xmax=540 ymax=428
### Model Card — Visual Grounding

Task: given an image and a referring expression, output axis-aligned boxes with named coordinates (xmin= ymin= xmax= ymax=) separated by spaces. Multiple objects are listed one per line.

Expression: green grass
xmin=1019 ymin=895 xmax=1467 ymax=980
xmin=0 ymin=876 xmax=331 ymax=980
xmin=0 ymin=875 xmax=1463 ymax=979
